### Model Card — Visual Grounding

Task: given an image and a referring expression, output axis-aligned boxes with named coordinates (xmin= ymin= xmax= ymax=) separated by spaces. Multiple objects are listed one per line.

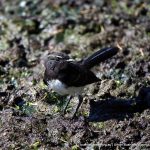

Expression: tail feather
xmin=82 ymin=47 xmax=119 ymax=69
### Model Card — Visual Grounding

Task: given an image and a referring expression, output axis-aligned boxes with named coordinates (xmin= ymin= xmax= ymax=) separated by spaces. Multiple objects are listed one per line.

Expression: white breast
xmin=47 ymin=79 xmax=83 ymax=96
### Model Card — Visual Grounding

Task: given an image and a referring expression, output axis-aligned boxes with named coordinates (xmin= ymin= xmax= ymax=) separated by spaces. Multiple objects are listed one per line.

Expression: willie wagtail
xmin=43 ymin=47 xmax=119 ymax=118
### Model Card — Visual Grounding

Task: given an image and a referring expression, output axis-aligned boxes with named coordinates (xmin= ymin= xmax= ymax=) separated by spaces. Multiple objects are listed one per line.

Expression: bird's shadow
xmin=88 ymin=87 xmax=150 ymax=122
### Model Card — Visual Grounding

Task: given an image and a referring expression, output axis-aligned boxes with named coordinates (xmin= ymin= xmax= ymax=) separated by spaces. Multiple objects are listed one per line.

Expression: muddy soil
xmin=0 ymin=0 xmax=150 ymax=149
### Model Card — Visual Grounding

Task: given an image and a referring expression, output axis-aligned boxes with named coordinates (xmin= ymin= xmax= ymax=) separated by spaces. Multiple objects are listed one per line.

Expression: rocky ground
xmin=0 ymin=0 xmax=150 ymax=149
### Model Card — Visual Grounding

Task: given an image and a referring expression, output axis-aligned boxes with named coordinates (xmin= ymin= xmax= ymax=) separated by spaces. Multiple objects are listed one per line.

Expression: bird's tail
xmin=82 ymin=47 xmax=119 ymax=69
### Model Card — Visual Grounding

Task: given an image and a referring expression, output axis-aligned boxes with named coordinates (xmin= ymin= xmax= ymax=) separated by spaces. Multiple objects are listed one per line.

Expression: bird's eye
xmin=48 ymin=61 xmax=54 ymax=66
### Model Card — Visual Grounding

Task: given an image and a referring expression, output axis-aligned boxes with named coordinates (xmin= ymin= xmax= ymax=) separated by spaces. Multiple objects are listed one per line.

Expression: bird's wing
xmin=57 ymin=62 xmax=100 ymax=87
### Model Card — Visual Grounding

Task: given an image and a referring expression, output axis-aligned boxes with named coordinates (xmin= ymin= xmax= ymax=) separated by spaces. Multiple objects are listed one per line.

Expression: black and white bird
xmin=43 ymin=47 xmax=119 ymax=118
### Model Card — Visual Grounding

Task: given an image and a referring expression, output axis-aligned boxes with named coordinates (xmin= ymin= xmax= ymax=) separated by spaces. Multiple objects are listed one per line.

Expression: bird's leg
xmin=63 ymin=95 xmax=73 ymax=115
xmin=72 ymin=95 xmax=83 ymax=118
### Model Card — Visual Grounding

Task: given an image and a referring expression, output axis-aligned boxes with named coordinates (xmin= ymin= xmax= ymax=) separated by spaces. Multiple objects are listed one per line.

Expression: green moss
xmin=44 ymin=91 xmax=67 ymax=112
xmin=15 ymin=101 xmax=36 ymax=116
xmin=0 ymin=38 xmax=9 ymax=50
xmin=9 ymin=68 xmax=32 ymax=79
xmin=72 ymin=144 xmax=80 ymax=150
xmin=90 ymin=122 xmax=105 ymax=129
xmin=30 ymin=141 xmax=41 ymax=150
